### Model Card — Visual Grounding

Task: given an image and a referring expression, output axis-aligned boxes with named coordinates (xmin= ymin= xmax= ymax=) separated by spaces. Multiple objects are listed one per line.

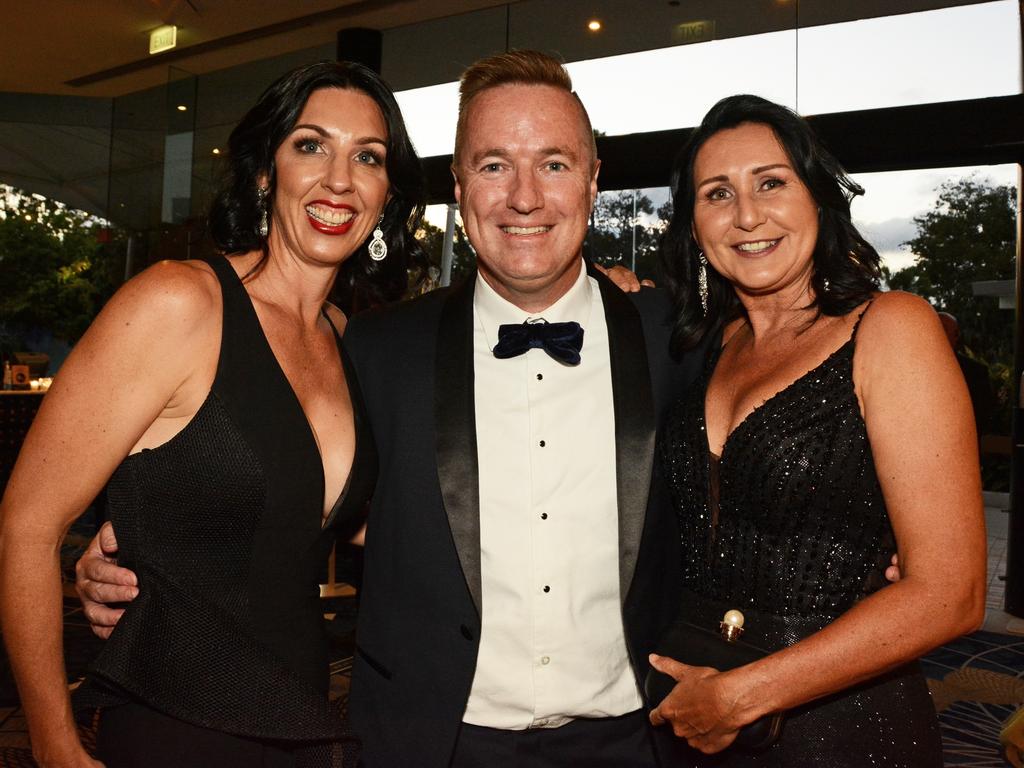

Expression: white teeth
xmin=502 ymin=225 xmax=550 ymax=235
xmin=306 ymin=205 xmax=355 ymax=225
xmin=736 ymin=239 xmax=779 ymax=253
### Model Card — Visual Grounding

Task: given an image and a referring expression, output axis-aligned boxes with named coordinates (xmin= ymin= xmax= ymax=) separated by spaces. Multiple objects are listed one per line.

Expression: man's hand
xmin=648 ymin=654 xmax=744 ymax=754
xmin=886 ymin=553 xmax=901 ymax=582
xmin=74 ymin=522 xmax=138 ymax=639
xmin=593 ymin=263 xmax=655 ymax=292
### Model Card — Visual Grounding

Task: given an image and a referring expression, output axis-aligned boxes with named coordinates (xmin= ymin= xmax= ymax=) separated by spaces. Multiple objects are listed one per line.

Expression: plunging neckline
xmin=225 ymin=259 xmax=354 ymax=528
xmin=702 ymin=337 xmax=855 ymax=463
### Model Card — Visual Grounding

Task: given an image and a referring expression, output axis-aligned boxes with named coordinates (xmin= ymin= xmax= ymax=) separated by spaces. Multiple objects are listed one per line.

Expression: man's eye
xmin=547 ymin=161 xmax=566 ymax=172
xmin=482 ymin=163 xmax=502 ymax=172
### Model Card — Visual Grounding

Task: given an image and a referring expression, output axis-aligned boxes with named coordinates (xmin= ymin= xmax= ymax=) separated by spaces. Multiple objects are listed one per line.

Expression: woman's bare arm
xmin=0 ymin=261 xmax=219 ymax=766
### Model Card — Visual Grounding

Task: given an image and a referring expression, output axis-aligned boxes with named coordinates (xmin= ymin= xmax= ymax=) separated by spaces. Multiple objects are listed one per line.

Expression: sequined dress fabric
xmin=659 ymin=318 xmax=943 ymax=767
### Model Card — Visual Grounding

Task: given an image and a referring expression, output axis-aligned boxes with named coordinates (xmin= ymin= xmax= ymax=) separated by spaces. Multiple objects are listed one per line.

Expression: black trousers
xmin=97 ymin=701 xmax=298 ymax=768
xmin=449 ymin=710 xmax=659 ymax=768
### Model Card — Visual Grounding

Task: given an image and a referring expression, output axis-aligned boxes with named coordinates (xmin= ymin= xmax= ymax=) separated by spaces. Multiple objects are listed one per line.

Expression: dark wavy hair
xmin=208 ymin=61 xmax=426 ymax=312
xmin=660 ymin=94 xmax=881 ymax=355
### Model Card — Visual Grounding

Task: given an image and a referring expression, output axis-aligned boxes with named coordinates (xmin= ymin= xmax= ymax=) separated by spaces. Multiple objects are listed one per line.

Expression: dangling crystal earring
xmin=368 ymin=214 xmax=387 ymax=261
xmin=697 ymin=252 xmax=709 ymax=314
xmin=257 ymin=186 xmax=269 ymax=238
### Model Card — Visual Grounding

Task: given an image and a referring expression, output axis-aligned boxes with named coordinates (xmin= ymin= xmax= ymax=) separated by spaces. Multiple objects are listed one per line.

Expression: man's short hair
xmin=453 ymin=49 xmax=598 ymax=166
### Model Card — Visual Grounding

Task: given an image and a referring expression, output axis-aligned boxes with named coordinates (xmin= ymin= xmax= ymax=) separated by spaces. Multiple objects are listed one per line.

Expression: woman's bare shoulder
xmin=81 ymin=259 xmax=223 ymax=360
xmin=857 ymin=290 xmax=938 ymax=333
xmin=115 ymin=259 xmax=220 ymax=320
xmin=854 ymin=291 xmax=952 ymax=381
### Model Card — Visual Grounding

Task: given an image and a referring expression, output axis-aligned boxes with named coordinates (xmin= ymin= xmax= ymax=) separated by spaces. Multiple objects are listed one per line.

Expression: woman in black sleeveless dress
xmin=649 ymin=95 xmax=987 ymax=766
xmin=0 ymin=62 xmax=425 ymax=767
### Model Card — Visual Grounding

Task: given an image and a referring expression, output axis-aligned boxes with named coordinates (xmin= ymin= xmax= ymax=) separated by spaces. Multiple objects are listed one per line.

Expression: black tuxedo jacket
xmin=342 ymin=267 xmax=702 ymax=767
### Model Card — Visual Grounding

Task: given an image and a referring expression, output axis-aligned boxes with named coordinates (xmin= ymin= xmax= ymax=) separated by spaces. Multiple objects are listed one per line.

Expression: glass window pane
xmin=798 ymin=0 xmax=1021 ymax=114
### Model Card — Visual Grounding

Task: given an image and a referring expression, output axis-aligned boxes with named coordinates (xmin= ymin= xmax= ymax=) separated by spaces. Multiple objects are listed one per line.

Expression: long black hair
xmin=660 ymin=94 xmax=881 ymax=355
xmin=208 ymin=60 xmax=426 ymax=312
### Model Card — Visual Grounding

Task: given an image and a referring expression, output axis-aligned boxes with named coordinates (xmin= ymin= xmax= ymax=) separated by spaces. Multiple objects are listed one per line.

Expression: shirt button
xmin=536 ymin=373 xmax=543 ymax=380
xmin=540 ymin=656 xmax=550 ymax=665
xmin=539 ymin=440 xmax=546 ymax=447
xmin=543 ymin=585 xmax=550 ymax=593
xmin=541 ymin=513 xmax=548 ymax=520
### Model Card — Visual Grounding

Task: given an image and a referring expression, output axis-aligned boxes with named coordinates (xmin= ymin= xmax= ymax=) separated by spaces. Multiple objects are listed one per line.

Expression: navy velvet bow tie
xmin=492 ymin=321 xmax=584 ymax=366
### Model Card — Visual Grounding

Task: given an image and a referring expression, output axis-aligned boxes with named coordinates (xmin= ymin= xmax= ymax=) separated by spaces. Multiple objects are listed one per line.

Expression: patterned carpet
xmin=922 ymin=630 xmax=1024 ymax=766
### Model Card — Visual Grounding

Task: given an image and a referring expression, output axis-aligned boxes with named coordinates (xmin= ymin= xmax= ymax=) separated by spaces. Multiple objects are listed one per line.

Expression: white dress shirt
xmin=463 ymin=262 xmax=642 ymax=730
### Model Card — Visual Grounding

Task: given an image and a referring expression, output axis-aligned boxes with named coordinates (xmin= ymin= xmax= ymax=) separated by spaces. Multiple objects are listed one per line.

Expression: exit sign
xmin=149 ymin=25 xmax=177 ymax=55
xmin=673 ymin=20 xmax=715 ymax=45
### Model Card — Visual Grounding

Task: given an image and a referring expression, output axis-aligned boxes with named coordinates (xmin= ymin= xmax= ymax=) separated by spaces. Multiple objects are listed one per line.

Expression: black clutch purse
xmin=644 ymin=609 xmax=784 ymax=751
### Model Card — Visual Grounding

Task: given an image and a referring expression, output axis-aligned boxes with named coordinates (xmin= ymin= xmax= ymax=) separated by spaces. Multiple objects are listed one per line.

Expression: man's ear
xmin=590 ymin=159 xmax=601 ymax=205
xmin=451 ymin=164 xmax=462 ymax=206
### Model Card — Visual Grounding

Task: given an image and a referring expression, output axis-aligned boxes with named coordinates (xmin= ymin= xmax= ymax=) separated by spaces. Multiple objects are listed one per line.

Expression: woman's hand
xmin=648 ymin=654 xmax=748 ymax=754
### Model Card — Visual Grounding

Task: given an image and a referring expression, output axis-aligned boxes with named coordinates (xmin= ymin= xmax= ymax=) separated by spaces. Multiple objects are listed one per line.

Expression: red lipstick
xmin=306 ymin=200 xmax=356 ymax=235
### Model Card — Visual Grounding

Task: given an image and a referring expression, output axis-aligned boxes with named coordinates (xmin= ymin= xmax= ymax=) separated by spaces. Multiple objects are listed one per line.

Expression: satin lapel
xmin=592 ymin=267 xmax=657 ymax=604
xmin=435 ymin=273 xmax=482 ymax=614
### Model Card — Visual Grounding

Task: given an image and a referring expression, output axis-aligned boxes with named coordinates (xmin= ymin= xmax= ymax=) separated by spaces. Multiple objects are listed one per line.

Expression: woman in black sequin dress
xmin=0 ymin=63 xmax=425 ymax=767
xmin=650 ymin=95 xmax=986 ymax=766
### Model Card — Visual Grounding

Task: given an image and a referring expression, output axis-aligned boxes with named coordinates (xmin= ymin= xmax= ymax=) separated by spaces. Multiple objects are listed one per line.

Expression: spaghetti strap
xmin=320 ymin=307 xmax=344 ymax=342
xmin=850 ymin=299 xmax=876 ymax=341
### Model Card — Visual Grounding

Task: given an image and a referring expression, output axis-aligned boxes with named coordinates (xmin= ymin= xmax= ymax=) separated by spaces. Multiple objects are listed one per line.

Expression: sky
xmin=401 ymin=0 xmax=1022 ymax=274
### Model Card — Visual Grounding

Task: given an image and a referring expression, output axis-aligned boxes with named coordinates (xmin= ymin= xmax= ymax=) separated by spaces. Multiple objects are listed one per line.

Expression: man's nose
xmin=507 ymin=168 xmax=543 ymax=213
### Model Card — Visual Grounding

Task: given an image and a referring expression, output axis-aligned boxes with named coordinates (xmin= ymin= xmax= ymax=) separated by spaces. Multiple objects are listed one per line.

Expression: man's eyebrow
xmin=469 ymin=146 xmax=581 ymax=165
xmin=538 ymin=146 xmax=579 ymax=162
xmin=470 ymin=147 xmax=512 ymax=165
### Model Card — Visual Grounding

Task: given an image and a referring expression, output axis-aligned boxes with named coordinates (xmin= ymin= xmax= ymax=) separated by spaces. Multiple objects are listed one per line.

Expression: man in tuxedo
xmin=76 ymin=51 xmax=701 ymax=766
xmin=339 ymin=51 xmax=698 ymax=766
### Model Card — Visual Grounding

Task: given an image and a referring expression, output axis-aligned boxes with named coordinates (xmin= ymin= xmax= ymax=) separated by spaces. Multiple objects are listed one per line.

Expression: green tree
xmin=887 ymin=177 xmax=1016 ymax=366
xmin=0 ymin=186 xmax=120 ymax=345
xmin=414 ymin=217 xmax=476 ymax=287
xmin=586 ymin=190 xmax=667 ymax=282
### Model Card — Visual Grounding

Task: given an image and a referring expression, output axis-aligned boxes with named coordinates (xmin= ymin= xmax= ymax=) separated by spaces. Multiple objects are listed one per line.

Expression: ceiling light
xmin=587 ymin=19 xmax=602 ymax=31
xmin=211 ymin=148 xmax=221 ymax=155
xmin=176 ymin=105 xmax=187 ymax=112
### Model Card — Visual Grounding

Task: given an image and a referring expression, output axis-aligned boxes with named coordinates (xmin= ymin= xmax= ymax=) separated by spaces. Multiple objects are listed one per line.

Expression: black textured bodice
xmin=661 ymin=336 xmax=895 ymax=620
xmin=657 ymin=313 xmax=943 ymax=767
xmin=74 ymin=256 xmax=376 ymax=742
